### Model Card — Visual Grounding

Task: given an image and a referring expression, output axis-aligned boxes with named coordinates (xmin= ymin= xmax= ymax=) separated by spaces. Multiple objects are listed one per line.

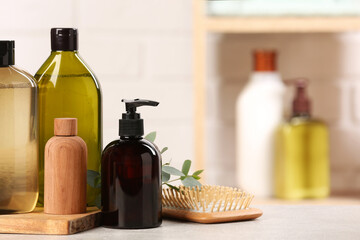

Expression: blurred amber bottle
xmin=275 ymin=79 xmax=329 ymax=199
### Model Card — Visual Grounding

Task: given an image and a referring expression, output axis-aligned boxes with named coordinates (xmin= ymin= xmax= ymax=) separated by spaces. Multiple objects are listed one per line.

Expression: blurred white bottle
xmin=236 ymin=50 xmax=285 ymax=197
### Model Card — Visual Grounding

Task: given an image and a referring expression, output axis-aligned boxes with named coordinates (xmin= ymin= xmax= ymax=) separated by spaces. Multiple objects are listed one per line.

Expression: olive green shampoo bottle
xmin=34 ymin=28 xmax=102 ymax=206
xmin=275 ymin=79 xmax=329 ymax=199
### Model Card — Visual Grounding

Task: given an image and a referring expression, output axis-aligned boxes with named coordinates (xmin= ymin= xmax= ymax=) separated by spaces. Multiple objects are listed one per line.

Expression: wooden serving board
xmin=0 ymin=207 xmax=101 ymax=235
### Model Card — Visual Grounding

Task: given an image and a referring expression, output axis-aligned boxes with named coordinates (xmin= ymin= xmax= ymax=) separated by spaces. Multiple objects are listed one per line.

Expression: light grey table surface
xmin=1 ymin=205 xmax=359 ymax=240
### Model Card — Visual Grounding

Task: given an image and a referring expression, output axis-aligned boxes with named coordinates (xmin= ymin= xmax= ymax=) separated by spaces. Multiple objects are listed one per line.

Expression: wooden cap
xmin=54 ymin=118 xmax=77 ymax=136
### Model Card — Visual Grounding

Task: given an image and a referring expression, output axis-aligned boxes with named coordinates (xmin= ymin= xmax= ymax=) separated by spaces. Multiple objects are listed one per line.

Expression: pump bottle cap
xmin=292 ymin=78 xmax=311 ymax=117
xmin=0 ymin=41 xmax=15 ymax=67
xmin=119 ymin=99 xmax=159 ymax=137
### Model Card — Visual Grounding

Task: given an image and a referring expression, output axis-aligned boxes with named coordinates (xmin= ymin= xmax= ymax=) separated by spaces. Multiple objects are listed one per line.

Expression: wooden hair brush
xmin=162 ymin=185 xmax=262 ymax=224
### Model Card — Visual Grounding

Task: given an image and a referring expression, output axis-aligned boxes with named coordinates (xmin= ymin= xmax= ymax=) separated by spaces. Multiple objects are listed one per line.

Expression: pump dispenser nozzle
xmin=292 ymin=78 xmax=311 ymax=117
xmin=119 ymin=99 xmax=159 ymax=137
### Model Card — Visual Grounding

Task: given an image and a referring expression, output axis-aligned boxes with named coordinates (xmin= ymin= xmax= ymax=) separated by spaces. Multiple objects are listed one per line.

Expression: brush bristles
xmin=162 ymin=185 xmax=254 ymax=213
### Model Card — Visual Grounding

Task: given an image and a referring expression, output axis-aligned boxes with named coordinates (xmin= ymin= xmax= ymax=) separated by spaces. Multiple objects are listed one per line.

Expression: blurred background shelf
xmin=203 ymin=17 xmax=360 ymax=33
xmin=193 ymin=0 xmax=360 ymax=173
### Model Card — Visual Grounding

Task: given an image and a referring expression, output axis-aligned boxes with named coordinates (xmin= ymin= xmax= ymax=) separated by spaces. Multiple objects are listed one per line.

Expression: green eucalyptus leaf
xmin=144 ymin=132 xmax=156 ymax=142
xmin=160 ymin=147 xmax=168 ymax=154
xmin=94 ymin=194 xmax=101 ymax=209
xmin=94 ymin=176 xmax=101 ymax=189
xmin=192 ymin=175 xmax=201 ymax=180
xmin=181 ymin=176 xmax=202 ymax=187
xmin=182 ymin=160 xmax=191 ymax=176
xmin=162 ymin=162 xmax=170 ymax=166
xmin=180 ymin=176 xmax=186 ymax=180
xmin=162 ymin=171 xmax=170 ymax=182
xmin=162 ymin=166 xmax=185 ymax=176
xmin=192 ymin=169 xmax=204 ymax=176
xmin=165 ymin=183 xmax=180 ymax=191
xmin=87 ymin=170 xmax=100 ymax=188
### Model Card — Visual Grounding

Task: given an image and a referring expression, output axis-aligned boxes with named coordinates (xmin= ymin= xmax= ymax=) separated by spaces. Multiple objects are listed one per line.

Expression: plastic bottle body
xmin=0 ymin=66 xmax=38 ymax=214
xmin=275 ymin=117 xmax=329 ymax=199
xmin=101 ymin=137 xmax=162 ymax=229
xmin=236 ymin=72 xmax=285 ymax=197
xmin=35 ymin=51 xmax=102 ymax=206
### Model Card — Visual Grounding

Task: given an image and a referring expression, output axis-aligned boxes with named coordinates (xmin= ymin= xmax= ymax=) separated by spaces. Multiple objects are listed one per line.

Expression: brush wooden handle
xmin=44 ymin=118 xmax=87 ymax=215
xmin=162 ymin=208 xmax=263 ymax=224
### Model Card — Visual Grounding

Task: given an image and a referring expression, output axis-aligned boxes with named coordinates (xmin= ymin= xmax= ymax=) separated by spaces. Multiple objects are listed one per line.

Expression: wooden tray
xmin=0 ymin=207 xmax=101 ymax=235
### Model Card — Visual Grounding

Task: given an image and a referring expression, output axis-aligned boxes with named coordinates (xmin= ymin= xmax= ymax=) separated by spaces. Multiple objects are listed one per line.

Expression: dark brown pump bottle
xmin=101 ymin=99 xmax=162 ymax=229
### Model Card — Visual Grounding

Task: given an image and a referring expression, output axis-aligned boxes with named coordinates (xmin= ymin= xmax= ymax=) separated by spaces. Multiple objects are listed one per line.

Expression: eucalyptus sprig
xmin=162 ymin=161 xmax=203 ymax=191
xmin=144 ymin=132 xmax=203 ymax=190
xmin=87 ymin=131 xmax=204 ymax=209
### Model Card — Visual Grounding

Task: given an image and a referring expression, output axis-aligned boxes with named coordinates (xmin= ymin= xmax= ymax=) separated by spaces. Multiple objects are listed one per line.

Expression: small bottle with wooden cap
xmin=44 ymin=118 xmax=87 ymax=214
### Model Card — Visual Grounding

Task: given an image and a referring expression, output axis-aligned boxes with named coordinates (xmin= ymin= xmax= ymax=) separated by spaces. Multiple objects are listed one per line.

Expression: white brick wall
xmin=76 ymin=0 xmax=191 ymax=32
xmin=81 ymin=34 xmax=142 ymax=78
xmin=2 ymin=0 xmax=360 ymax=194
xmin=1 ymin=0 xmax=194 ymax=172
xmin=0 ymin=0 xmax=75 ymax=31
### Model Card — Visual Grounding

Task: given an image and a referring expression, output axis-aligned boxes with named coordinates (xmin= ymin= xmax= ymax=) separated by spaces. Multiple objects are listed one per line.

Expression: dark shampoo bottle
xmin=101 ymin=99 xmax=162 ymax=229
